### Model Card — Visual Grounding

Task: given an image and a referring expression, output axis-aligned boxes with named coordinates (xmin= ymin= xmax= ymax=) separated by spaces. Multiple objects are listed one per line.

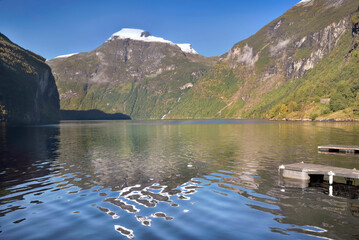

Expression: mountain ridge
xmin=48 ymin=0 xmax=359 ymax=120
xmin=52 ymin=28 xmax=199 ymax=60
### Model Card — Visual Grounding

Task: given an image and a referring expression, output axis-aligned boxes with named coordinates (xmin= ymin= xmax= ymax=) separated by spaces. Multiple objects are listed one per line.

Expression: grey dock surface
xmin=279 ymin=162 xmax=359 ymax=180
xmin=318 ymin=145 xmax=359 ymax=153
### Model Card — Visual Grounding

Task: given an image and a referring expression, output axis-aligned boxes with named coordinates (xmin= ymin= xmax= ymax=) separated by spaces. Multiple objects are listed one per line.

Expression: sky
xmin=0 ymin=0 xmax=301 ymax=59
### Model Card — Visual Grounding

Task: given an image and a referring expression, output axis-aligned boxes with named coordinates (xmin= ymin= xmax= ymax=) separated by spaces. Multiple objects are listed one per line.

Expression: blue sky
xmin=0 ymin=0 xmax=300 ymax=59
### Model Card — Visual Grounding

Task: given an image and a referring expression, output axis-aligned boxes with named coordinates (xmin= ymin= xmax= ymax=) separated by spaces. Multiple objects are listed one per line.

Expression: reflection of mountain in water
xmin=2 ymin=121 xmax=359 ymax=239
xmin=0 ymin=126 xmax=60 ymax=214
xmin=60 ymin=110 xmax=131 ymax=120
xmin=52 ymin=121 xmax=359 ymax=239
xmin=56 ymin=122 xmax=210 ymax=190
xmin=53 ymin=122 xmax=275 ymax=238
xmin=55 ymin=121 xmax=284 ymax=191
xmin=53 ymin=122 xmax=290 ymax=238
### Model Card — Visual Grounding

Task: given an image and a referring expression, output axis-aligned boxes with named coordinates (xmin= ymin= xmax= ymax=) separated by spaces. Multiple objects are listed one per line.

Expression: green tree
xmin=330 ymin=85 xmax=355 ymax=112
xmin=353 ymin=92 xmax=359 ymax=115
xmin=0 ymin=104 xmax=8 ymax=122
xmin=288 ymin=101 xmax=298 ymax=112
xmin=280 ymin=104 xmax=289 ymax=116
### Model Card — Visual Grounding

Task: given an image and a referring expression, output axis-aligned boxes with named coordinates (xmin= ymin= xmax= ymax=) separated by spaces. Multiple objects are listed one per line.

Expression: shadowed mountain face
xmin=47 ymin=30 xmax=216 ymax=120
xmin=49 ymin=0 xmax=359 ymax=120
xmin=0 ymin=33 xmax=60 ymax=125
xmin=60 ymin=110 xmax=131 ymax=120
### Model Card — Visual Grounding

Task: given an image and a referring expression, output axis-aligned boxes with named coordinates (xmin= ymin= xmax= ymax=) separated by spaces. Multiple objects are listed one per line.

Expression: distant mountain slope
xmin=0 ymin=33 xmax=59 ymax=124
xmin=165 ymin=0 xmax=359 ymax=120
xmin=47 ymin=29 xmax=216 ymax=119
xmin=49 ymin=0 xmax=359 ymax=120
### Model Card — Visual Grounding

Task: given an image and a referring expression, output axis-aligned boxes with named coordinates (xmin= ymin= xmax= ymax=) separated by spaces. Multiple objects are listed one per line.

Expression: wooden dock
xmin=318 ymin=145 xmax=359 ymax=154
xmin=279 ymin=162 xmax=359 ymax=182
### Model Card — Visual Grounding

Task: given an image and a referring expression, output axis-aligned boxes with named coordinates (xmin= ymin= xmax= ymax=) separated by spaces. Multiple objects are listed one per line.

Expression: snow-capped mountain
xmin=53 ymin=28 xmax=198 ymax=60
xmin=107 ymin=28 xmax=172 ymax=44
xmin=295 ymin=0 xmax=312 ymax=6
xmin=47 ymin=27 xmax=214 ymax=119
xmin=53 ymin=53 xmax=78 ymax=59
xmin=176 ymin=44 xmax=198 ymax=55
xmin=107 ymin=28 xmax=198 ymax=54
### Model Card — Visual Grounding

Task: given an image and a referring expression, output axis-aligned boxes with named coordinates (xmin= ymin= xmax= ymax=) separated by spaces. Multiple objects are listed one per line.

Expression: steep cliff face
xmin=351 ymin=9 xmax=359 ymax=51
xmin=48 ymin=29 xmax=215 ymax=119
xmin=0 ymin=33 xmax=60 ymax=125
xmin=166 ymin=0 xmax=359 ymax=120
xmin=227 ymin=1 xmax=350 ymax=79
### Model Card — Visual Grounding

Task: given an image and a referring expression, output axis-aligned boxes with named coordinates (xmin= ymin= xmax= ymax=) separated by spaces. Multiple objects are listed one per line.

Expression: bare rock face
xmin=287 ymin=18 xmax=348 ymax=78
xmin=227 ymin=15 xmax=348 ymax=79
xmin=227 ymin=44 xmax=258 ymax=66
xmin=92 ymin=39 xmax=183 ymax=83
xmin=0 ymin=33 xmax=60 ymax=125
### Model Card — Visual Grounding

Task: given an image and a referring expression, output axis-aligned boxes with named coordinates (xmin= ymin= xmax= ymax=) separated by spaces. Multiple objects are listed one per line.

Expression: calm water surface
xmin=0 ymin=120 xmax=359 ymax=239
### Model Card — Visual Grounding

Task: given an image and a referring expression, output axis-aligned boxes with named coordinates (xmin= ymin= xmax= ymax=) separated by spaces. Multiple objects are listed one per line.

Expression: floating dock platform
xmin=279 ymin=162 xmax=359 ymax=183
xmin=318 ymin=145 xmax=359 ymax=154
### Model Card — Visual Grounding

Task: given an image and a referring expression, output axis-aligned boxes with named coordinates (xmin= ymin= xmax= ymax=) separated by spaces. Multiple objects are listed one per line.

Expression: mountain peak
xmin=176 ymin=43 xmax=198 ymax=54
xmin=295 ymin=0 xmax=313 ymax=6
xmin=53 ymin=53 xmax=78 ymax=59
xmin=107 ymin=28 xmax=198 ymax=54
xmin=107 ymin=28 xmax=172 ymax=44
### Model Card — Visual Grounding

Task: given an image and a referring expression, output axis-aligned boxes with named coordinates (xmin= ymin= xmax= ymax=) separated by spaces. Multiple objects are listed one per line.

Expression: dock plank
xmin=282 ymin=162 xmax=359 ymax=179
xmin=318 ymin=145 xmax=359 ymax=153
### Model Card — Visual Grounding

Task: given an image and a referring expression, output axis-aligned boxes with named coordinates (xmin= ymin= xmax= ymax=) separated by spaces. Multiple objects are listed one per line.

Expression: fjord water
xmin=0 ymin=120 xmax=358 ymax=240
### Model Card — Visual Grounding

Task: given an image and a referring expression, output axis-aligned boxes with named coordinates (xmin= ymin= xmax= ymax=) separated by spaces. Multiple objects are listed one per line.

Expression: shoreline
xmin=269 ymin=118 xmax=359 ymax=122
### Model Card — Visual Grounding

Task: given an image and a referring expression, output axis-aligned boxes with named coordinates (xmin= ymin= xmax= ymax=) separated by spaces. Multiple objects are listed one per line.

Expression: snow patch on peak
xmin=107 ymin=28 xmax=172 ymax=44
xmin=53 ymin=53 xmax=78 ymax=59
xmin=296 ymin=0 xmax=312 ymax=5
xmin=176 ymin=44 xmax=198 ymax=54
xmin=107 ymin=28 xmax=198 ymax=54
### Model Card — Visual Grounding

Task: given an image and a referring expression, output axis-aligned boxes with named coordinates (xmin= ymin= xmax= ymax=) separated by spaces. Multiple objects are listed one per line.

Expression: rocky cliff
xmin=0 ymin=33 xmax=60 ymax=125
